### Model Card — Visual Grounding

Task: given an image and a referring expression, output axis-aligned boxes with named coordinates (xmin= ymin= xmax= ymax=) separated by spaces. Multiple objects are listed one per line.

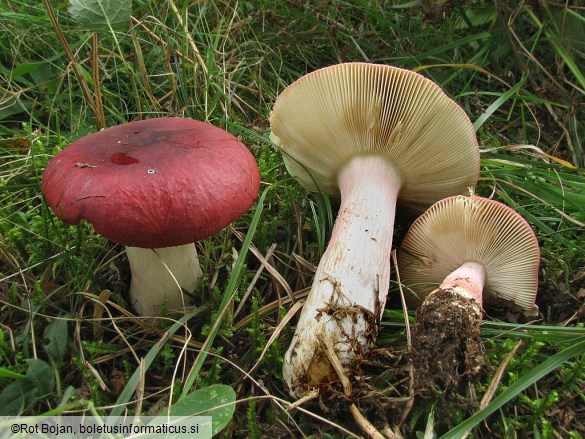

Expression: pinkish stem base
xmin=439 ymin=261 xmax=486 ymax=306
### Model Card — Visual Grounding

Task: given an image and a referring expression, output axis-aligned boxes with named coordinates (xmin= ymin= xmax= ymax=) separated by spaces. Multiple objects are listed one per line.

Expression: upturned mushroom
xmin=397 ymin=194 xmax=540 ymax=390
xmin=42 ymin=117 xmax=260 ymax=315
xmin=269 ymin=62 xmax=480 ymax=397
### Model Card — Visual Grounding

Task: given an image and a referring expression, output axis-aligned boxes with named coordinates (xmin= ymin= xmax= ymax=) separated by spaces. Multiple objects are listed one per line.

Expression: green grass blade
xmin=439 ymin=337 xmax=585 ymax=439
xmin=528 ymin=6 xmax=585 ymax=92
xmin=546 ymin=39 xmax=585 ymax=92
xmin=109 ymin=307 xmax=207 ymax=418
xmin=179 ymin=183 xmax=273 ymax=399
xmin=473 ymin=79 xmax=526 ymax=132
xmin=0 ymin=368 xmax=26 ymax=380
xmin=481 ymin=321 xmax=585 ymax=344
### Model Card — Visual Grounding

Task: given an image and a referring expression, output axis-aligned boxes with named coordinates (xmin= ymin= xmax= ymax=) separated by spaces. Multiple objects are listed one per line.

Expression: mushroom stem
xmin=438 ymin=261 xmax=486 ymax=306
xmin=411 ymin=262 xmax=486 ymax=392
xmin=126 ymin=244 xmax=203 ymax=315
xmin=283 ymin=155 xmax=401 ymax=397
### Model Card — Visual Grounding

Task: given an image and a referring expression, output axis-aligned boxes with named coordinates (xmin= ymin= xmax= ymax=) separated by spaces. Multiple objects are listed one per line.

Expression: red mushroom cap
xmin=42 ymin=117 xmax=260 ymax=248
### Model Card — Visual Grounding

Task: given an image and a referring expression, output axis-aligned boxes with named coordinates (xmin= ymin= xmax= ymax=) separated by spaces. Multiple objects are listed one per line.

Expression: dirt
xmin=410 ymin=288 xmax=486 ymax=395
xmin=536 ymin=270 xmax=584 ymax=324
xmin=284 ymin=361 xmax=405 ymax=437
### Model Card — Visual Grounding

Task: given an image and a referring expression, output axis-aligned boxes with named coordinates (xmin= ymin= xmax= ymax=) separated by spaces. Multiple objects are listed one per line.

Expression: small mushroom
xmin=42 ymin=117 xmax=260 ymax=315
xmin=269 ymin=62 xmax=480 ymax=397
xmin=397 ymin=194 xmax=540 ymax=391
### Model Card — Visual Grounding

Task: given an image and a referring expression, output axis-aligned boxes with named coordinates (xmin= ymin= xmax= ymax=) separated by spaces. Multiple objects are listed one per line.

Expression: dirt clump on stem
xmin=411 ymin=288 xmax=486 ymax=395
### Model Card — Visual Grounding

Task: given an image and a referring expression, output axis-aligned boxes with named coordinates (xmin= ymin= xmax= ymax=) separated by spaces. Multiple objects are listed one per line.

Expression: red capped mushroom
xmin=42 ymin=117 xmax=260 ymax=315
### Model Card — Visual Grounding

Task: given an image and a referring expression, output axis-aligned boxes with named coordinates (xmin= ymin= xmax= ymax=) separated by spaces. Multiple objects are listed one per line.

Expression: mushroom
xmin=397 ymin=194 xmax=540 ymax=390
xmin=42 ymin=117 xmax=260 ymax=315
xmin=269 ymin=62 xmax=480 ymax=397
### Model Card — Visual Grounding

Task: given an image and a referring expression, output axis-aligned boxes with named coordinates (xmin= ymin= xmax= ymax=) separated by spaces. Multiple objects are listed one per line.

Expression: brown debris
xmin=410 ymin=288 xmax=486 ymax=395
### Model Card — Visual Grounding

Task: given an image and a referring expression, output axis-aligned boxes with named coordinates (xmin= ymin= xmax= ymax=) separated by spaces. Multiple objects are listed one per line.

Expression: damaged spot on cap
xmin=111 ymin=152 xmax=140 ymax=165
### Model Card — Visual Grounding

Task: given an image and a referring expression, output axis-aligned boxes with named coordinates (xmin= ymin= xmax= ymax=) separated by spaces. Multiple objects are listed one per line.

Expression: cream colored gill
xmin=269 ymin=62 xmax=479 ymax=211
xmin=398 ymin=195 xmax=540 ymax=312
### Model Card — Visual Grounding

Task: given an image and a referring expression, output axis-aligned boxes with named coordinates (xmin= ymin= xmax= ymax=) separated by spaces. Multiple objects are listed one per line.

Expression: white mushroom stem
xmin=126 ymin=244 xmax=203 ymax=315
xmin=283 ymin=155 xmax=401 ymax=397
xmin=438 ymin=261 xmax=486 ymax=306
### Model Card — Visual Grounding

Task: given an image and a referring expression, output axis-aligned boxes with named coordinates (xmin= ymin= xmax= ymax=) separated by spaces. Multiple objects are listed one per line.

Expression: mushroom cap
xmin=269 ymin=62 xmax=480 ymax=211
xmin=397 ymin=195 xmax=540 ymax=313
xmin=42 ymin=117 xmax=260 ymax=248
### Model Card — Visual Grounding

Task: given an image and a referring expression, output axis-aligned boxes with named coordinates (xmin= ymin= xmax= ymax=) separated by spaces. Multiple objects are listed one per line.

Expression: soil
xmin=537 ymin=270 xmax=584 ymax=324
xmin=411 ymin=288 xmax=486 ymax=395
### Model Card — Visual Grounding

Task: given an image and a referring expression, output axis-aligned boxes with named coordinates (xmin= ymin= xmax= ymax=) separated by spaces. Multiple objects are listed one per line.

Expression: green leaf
xmin=43 ymin=319 xmax=68 ymax=368
xmin=24 ymin=358 xmax=55 ymax=396
xmin=68 ymin=0 xmax=131 ymax=32
xmin=167 ymin=384 xmax=236 ymax=436
xmin=0 ymin=381 xmax=30 ymax=415
xmin=0 ymin=359 xmax=54 ymax=415
xmin=0 ymin=97 xmax=30 ymax=121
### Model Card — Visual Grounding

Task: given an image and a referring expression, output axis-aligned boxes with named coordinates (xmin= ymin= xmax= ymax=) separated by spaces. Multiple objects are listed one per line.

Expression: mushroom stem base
xmin=412 ymin=287 xmax=485 ymax=393
xmin=126 ymin=244 xmax=203 ymax=315
xmin=439 ymin=261 xmax=486 ymax=306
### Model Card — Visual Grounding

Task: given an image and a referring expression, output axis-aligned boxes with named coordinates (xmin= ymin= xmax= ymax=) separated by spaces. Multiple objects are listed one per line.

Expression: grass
xmin=1 ymin=0 xmax=584 ymax=437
